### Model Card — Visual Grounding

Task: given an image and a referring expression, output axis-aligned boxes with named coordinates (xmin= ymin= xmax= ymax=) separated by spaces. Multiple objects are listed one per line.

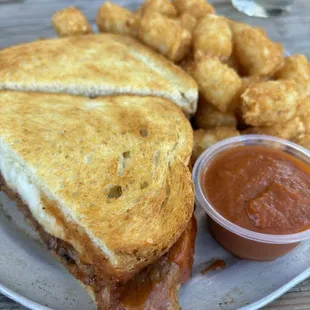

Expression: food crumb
xmin=201 ymin=259 xmax=226 ymax=275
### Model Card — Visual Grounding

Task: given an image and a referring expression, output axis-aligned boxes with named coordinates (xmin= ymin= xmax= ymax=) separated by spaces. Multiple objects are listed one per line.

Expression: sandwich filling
xmin=0 ymin=173 xmax=196 ymax=309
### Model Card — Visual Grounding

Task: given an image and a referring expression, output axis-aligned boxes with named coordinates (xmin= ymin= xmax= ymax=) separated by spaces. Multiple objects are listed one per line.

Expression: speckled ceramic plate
xmin=0 ymin=1 xmax=309 ymax=309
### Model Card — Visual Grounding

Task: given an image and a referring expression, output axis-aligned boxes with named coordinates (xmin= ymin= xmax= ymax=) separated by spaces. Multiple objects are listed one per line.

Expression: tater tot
xmin=299 ymin=96 xmax=310 ymax=118
xmin=300 ymin=117 xmax=310 ymax=135
xmin=179 ymin=13 xmax=197 ymax=34
xmin=299 ymin=97 xmax=310 ymax=136
xmin=190 ymin=56 xmax=242 ymax=112
xmin=293 ymin=134 xmax=310 ymax=149
xmin=96 ymin=2 xmax=139 ymax=37
xmin=233 ymin=25 xmax=284 ymax=76
xmin=141 ymin=0 xmax=177 ymax=17
xmin=193 ymin=15 xmax=232 ymax=60
xmin=241 ymin=80 xmax=300 ymax=126
xmin=138 ymin=12 xmax=191 ymax=62
xmin=173 ymin=0 xmax=215 ymax=19
xmin=275 ymin=55 xmax=310 ymax=97
xmin=194 ymin=98 xmax=237 ymax=129
xmin=233 ymin=75 xmax=269 ymax=116
xmin=244 ymin=117 xmax=305 ymax=140
xmin=52 ymin=7 xmax=92 ymax=37
xmin=192 ymin=127 xmax=240 ymax=163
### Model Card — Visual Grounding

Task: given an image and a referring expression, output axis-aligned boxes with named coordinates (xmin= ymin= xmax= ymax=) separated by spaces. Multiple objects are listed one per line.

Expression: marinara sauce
xmin=204 ymin=146 xmax=310 ymax=235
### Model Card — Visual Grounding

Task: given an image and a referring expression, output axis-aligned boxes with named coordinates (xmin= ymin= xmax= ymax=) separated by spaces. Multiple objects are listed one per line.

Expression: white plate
xmin=0 ymin=1 xmax=309 ymax=309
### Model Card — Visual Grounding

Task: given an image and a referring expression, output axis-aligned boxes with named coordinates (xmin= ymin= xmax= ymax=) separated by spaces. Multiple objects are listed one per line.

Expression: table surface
xmin=0 ymin=0 xmax=309 ymax=309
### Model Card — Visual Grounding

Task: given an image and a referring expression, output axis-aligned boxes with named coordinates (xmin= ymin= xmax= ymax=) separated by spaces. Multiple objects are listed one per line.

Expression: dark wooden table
xmin=0 ymin=0 xmax=309 ymax=309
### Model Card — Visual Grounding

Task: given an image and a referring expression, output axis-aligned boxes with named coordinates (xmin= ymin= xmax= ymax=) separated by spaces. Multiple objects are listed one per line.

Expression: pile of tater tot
xmin=52 ymin=0 xmax=310 ymax=163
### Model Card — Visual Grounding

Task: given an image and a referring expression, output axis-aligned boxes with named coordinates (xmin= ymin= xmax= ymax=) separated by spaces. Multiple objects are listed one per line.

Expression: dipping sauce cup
xmin=192 ymin=135 xmax=310 ymax=261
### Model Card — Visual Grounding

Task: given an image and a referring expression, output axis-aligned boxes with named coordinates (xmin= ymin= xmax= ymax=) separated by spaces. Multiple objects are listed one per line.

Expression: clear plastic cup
xmin=192 ymin=135 xmax=310 ymax=261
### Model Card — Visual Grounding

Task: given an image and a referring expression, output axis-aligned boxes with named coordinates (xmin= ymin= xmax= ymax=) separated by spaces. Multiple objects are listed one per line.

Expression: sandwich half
xmin=0 ymin=91 xmax=195 ymax=309
xmin=0 ymin=34 xmax=198 ymax=115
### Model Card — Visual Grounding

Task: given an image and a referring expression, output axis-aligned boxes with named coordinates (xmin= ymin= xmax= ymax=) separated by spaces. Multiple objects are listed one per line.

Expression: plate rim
xmin=0 ymin=281 xmax=52 ymax=310
xmin=239 ymin=268 xmax=310 ymax=310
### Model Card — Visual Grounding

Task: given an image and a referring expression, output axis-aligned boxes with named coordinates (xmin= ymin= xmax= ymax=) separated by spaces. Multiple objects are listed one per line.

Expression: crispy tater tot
xmin=233 ymin=75 xmax=269 ymax=117
xmin=300 ymin=117 xmax=310 ymax=135
xmin=173 ymin=0 xmax=215 ymax=20
xmin=233 ymin=25 xmax=284 ymax=76
xmin=193 ymin=15 xmax=232 ymax=60
xmin=241 ymin=80 xmax=300 ymax=127
xmin=179 ymin=13 xmax=197 ymax=34
xmin=190 ymin=56 xmax=242 ymax=112
xmin=138 ymin=12 xmax=191 ymax=62
xmin=299 ymin=97 xmax=310 ymax=137
xmin=299 ymin=96 xmax=310 ymax=119
xmin=293 ymin=134 xmax=310 ymax=149
xmin=275 ymin=55 xmax=310 ymax=97
xmin=194 ymin=97 xmax=237 ymax=129
xmin=192 ymin=127 xmax=240 ymax=163
xmin=52 ymin=7 xmax=92 ymax=37
xmin=244 ymin=117 xmax=305 ymax=140
xmin=141 ymin=0 xmax=177 ymax=17
xmin=96 ymin=2 xmax=139 ymax=37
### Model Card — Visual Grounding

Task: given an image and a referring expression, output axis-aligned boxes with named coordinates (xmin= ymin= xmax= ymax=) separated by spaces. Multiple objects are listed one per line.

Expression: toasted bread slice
xmin=0 ymin=34 xmax=198 ymax=115
xmin=0 ymin=91 xmax=194 ymax=283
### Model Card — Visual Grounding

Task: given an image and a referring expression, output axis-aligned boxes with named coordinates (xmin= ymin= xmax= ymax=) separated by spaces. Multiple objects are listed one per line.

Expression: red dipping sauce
xmin=204 ymin=146 xmax=310 ymax=235
xmin=193 ymin=135 xmax=310 ymax=261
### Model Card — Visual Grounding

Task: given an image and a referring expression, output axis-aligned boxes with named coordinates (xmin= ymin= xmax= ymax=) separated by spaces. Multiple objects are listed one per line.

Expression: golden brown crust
xmin=172 ymin=0 xmax=215 ymax=19
xmin=0 ymin=34 xmax=198 ymax=114
xmin=96 ymin=2 xmax=139 ymax=37
xmin=52 ymin=7 xmax=92 ymax=37
xmin=138 ymin=12 xmax=192 ymax=63
xmin=232 ymin=24 xmax=284 ymax=76
xmin=190 ymin=56 xmax=242 ymax=113
xmin=241 ymin=80 xmax=300 ymax=126
xmin=140 ymin=0 xmax=178 ymax=18
xmin=274 ymin=54 xmax=310 ymax=97
xmin=0 ymin=91 xmax=194 ymax=281
xmin=193 ymin=15 xmax=232 ymax=60
xmin=243 ymin=117 xmax=305 ymax=140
